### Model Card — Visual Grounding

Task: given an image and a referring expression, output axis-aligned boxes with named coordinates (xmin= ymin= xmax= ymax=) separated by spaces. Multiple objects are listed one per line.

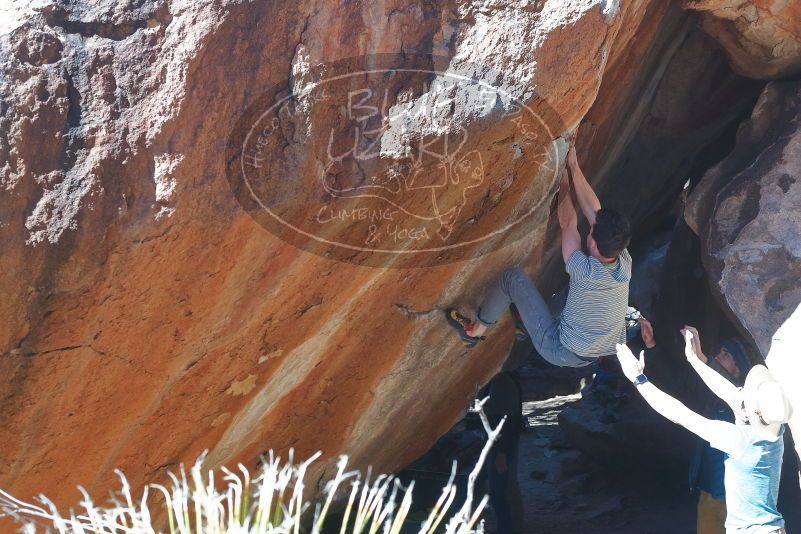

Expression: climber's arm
xmin=566 ymin=145 xmax=600 ymax=225
xmin=558 ymin=174 xmax=581 ymax=263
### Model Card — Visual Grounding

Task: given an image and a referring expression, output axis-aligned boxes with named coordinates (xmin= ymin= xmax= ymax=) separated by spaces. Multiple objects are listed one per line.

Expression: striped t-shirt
xmin=559 ymin=249 xmax=632 ymax=358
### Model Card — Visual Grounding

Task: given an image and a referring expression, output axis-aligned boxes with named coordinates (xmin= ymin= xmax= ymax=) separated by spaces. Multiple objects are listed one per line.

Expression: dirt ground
xmin=401 ymin=345 xmax=801 ymax=534
xmin=517 ymin=393 xmax=695 ymax=533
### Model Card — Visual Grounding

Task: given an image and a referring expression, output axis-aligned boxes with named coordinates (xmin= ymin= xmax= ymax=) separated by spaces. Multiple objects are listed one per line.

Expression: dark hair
xmin=592 ymin=208 xmax=631 ymax=258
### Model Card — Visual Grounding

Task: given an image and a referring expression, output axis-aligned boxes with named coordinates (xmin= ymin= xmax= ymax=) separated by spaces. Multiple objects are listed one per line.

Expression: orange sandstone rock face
xmin=0 ymin=0 xmax=760 ymax=513
xmin=682 ymin=0 xmax=801 ymax=79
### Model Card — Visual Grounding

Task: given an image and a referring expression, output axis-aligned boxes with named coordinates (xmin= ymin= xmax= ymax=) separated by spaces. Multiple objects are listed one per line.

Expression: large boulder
xmin=0 ymin=0 xmax=776 ymax=514
xmin=0 ymin=0 xmax=683 ymax=509
xmin=682 ymin=0 xmax=801 ymax=80
xmin=685 ymin=80 xmax=801 ymax=459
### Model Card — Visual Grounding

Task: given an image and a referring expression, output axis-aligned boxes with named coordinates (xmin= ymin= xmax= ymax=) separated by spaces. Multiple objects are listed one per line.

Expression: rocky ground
xmin=401 ymin=336 xmax=801 ymax=534
xmin=517 ymin=391 xmax=694 ymax=533
xmin=399 ymin=353 xmax=698 ymax=533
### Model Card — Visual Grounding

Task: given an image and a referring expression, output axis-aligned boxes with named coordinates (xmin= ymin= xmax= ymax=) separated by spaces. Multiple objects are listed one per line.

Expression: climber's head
xmin=588 ymin=208 xmax=631 ymax=262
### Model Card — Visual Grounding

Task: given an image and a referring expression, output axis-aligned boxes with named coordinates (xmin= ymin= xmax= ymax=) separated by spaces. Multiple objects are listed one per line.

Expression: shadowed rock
xmin=686 ymin=80 xmax=801 ymax=461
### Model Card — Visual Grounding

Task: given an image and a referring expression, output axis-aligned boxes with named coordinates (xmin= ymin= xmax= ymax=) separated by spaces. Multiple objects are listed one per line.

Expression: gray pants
xmin=477 ymin=268 xmax=592 ymax=368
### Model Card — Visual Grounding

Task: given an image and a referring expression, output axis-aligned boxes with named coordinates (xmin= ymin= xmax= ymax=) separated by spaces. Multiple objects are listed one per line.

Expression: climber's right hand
xmin=566 ymin=144 xmax=578 ymax=169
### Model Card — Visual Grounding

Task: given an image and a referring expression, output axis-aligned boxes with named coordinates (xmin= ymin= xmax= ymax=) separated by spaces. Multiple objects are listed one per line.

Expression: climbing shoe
xmin=445 ymin=308 xmax=485 ymax=348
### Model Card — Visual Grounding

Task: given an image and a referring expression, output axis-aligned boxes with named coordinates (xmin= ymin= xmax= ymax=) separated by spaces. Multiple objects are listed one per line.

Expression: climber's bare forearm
xmin=567 ymin=159 xmax=600 ymax=225
xmin=558 ymin=180 xmax=581 ymax=262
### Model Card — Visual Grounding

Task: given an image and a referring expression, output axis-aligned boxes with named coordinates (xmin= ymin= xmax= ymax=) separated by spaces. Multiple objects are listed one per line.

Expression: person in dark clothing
xmin=480 ymin=372 xmax=524 ymax=534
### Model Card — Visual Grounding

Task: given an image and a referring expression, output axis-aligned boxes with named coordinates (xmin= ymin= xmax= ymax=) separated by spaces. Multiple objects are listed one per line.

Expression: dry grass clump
xmin=0 ymin=399 xmax=503 ymax=534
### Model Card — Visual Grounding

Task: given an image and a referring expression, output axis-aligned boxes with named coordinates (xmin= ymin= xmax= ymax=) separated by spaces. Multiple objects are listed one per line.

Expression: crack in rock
xmin=393 ymin=303 xmax=437 ymax=318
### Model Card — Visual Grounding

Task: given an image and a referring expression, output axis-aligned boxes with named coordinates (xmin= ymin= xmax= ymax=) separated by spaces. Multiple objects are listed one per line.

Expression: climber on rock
xmin=617 ymin=329 xmax=791 ymax=534
xmin=446 ymin=144 xmax=632 ymax=368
